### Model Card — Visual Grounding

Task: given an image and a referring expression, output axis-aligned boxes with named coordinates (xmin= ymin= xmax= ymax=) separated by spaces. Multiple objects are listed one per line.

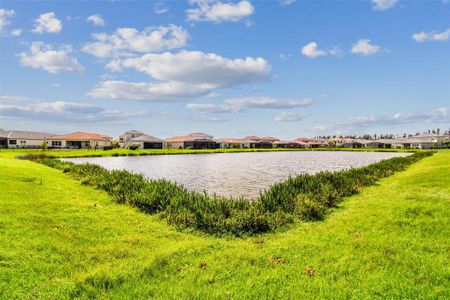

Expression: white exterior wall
xmin=48 ymin=140 xmax=110 ymax=149
xmin=89 ymin=140 xmax=111 ymax=148
xmin=8 ymin=138 xmax=46 ymax=148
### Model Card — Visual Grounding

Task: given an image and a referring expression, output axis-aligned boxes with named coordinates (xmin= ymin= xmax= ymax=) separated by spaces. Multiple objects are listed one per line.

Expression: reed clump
xmin=25 ymin=151 xmax=431 ymax=236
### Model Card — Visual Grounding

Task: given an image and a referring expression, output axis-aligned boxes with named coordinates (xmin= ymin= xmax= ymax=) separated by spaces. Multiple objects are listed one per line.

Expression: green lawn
xmin=0 ymin=151 xmax=449 ymax=298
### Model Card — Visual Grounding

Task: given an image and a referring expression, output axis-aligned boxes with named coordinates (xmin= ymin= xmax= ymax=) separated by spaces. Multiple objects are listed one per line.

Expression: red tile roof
xmin=217 ymin=138 xmax=248 ymax=144
xmin=260 ymin=136 xmax=280 ymax=142
xmin=49 ymin=132 xmax=112 ymax=141
xmin=164 ymin=135 xmax=196 ymax=142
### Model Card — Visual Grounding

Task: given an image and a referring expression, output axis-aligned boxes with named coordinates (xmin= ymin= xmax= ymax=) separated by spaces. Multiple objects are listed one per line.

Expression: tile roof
xmin=165 ymin=133 xmax=214 ymax=142
xmin=122 ymin=130 xmax=145 ymax=136
xmin=129 ymin=134 xmax=163 ymax=143
xmin=260 ymin=136 xmax=280 ymax=142
xmin=1 ymin=130 xmax=52 ymax=140
xmin=244 ymin=135 xmax=261 ymax=141
xmin=217 ymin=138 xmax=250 ymax=144
xmin=50 ymin=132 xmax=112 ymax=141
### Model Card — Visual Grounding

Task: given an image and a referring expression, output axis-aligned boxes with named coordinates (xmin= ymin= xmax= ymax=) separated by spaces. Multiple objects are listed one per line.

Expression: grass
xmin=0 ymin=150 xmax=449 ymax=298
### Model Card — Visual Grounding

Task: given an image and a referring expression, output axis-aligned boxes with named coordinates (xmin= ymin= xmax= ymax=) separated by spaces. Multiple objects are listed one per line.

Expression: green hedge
xmin=26 ymin=151 xmax=432 ymax=236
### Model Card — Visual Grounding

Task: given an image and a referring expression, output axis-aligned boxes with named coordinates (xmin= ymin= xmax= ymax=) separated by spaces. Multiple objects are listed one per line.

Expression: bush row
xmin=26 ymin=151 xmax=432 ymax=236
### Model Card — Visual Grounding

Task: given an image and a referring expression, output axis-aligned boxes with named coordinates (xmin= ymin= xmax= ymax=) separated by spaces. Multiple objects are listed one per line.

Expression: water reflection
xmin=64 ymin=151 xmax=410 ymax=198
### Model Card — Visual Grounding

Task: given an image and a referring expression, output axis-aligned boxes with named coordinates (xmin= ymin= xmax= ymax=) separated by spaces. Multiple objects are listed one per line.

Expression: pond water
xmin=63 ymin=151 xmax=410 ymax=199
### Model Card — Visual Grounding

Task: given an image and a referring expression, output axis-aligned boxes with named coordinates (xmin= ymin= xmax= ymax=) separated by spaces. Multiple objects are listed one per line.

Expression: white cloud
xmin=187 ymin=103 xmax=241 ymax=113
xmin=0 ymin=9 xmax=15 ymax=32
xmin=32 ymin=12 xmax=62 ymax=34
xmin=274 ymin=111 xmax=307 ymax=122
xmin=350 ymin=39 xmax=380 ymax=55
xmin=412 ymin=28 xmax=450 ymax=42
xmin=87 ymin=14 xmax=105 ymax=26
xmin=105 ymin=59 xmax=123 ymax=72
xmin=371 ymin=0 xmax=398 ymax=11
xmin=19 ymin=42 xmax=85 ymax=74
xmin=92 ymin=50 xmax=271 ymax=101
xmin=279 ymin=53 xmax=292 ymax=60
xmin=118 ymin=50 xmax=270 ymax=87
xmin=82 ymin=25 xmax=189 ymax=58
xmin=279 ymin=0 xmax=296 ymax=6
xmin=10 ymin=28 xmax=21 ymax=36
xmin=301 ymin=42 xmax=340 ymax=58
xmin=0 ymin=95 xmax=29 ymax=102
xmin=186 ymin=0 xmax=254 ymax=23
xmin=0 ymin=100 xmax=156 ymax=124
xmin=154 ymin=2 xmax=169 ymax=14
xmin=301 ymin=42 xmax=327 ymax=58
xmin=224 ymin=96 xmax=314 ymax=109
xmin=187 ymin=97 xmax=314 ymax=117
xmin=87 ymin=81 xmax=212 ymax=101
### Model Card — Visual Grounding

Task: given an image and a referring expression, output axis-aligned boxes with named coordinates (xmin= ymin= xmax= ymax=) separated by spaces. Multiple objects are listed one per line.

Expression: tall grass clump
xmin=24 ymin=151 xmax=432 ymax=236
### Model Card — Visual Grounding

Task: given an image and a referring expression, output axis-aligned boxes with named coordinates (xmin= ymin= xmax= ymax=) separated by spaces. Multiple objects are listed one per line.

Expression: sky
xmin=0 ymin=0 xmax=449 ymax=139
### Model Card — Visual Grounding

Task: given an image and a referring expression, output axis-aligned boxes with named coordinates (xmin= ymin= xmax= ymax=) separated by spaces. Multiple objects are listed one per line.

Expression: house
xmin=0 ymin=130 xmax=8 ymax=148
xmin=164 ymin=133 xmax=217 ymax=149
xmin=273 ymin=140 xmax=300 ymax=148
xmin=118 ymin=130 xmax=163 ymax=149
xmin=260 ymin=136 xmax=280 ymax=143
xmin=242 ymin=136 xmax=273 ymax=148
xmin=305 ymin=139 xmax=328 ymax=148
xmin=342 ymin=138 xmax=363 ymax=148
xmin=216 ymin=138 xmax=252 ymax=149
xmin=127 ymin=134 xmax=163 ymax=149
xmin=0 ymin=130 xmax=52 ymax=148
xmin=391 ymin=139 xmax=433 ymax=149
xmin=118 ymin=130 xmax=146 ymax=148
xmin=48 ymin=132 xmax=112 ymax=149
xmin=372 ymin=139 xmax=395 ymax=148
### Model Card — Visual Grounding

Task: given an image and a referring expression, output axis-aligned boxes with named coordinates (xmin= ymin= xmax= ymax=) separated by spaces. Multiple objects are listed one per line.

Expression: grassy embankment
xmin=0 ymin=150 xmax=449 ymax=298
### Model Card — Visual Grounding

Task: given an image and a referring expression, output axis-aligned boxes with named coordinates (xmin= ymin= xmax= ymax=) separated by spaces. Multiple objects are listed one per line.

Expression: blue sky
xmin=0 ymin=0 xmax=449 ymax=139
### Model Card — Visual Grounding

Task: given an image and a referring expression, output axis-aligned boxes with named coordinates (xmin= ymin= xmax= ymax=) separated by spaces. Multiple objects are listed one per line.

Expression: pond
xmin=63 ymin=151 xmax=410 ymax=199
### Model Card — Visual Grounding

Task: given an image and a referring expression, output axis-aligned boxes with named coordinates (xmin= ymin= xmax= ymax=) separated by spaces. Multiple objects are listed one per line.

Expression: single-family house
xmin=355 ymin=139 xmax=382 ymax=148
xmin=243 ymin=136 xmax=273 ymax=148
xmin=273 ymin=140 xmax=301 ymax=148
xmin=392 ymin=139 xmax=433 ymax=149
xmin=127 ymin=134 xmax=163 ymax=149
xmin=164 ymin=133 xmax=217 ymax=149
xmin=0 ymin=130 xmax=8 ymax=148
xmin=373 ymin=139 xmax=395 ymax=148
xmin=307 ymin=139 xmax=329 ymax=148
xmin=216 ymin=138 xmax=251 ymax=149
xmin=48 ymin=132 xmax=112 ymax=149
xmin=118 ymin=130 xmax=163 ymax=149
xmin=260 ymin=136 xmax=280 ymax=143
xmin=0 ymin=130 xmax=52 ymax=148
xmin=118 ymin=130 xmax=146 ymax=148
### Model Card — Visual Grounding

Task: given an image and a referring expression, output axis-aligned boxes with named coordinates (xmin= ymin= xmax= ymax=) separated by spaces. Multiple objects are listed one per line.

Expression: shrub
xmin=128 ymin=144 xmax=140 ymax=150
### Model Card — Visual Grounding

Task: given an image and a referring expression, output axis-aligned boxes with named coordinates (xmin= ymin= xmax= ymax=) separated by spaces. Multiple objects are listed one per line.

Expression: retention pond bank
xmin=63 ymin=151 xmax=410 ymax=198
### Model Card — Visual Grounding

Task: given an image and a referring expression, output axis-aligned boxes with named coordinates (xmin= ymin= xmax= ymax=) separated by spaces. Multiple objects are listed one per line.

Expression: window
xmin=20 ymin=140 xmax=26 ymax=145
xmin=9 ymin=140 xmax=17 ymax=145
xmin=52 ymin=141 xmax=62 ymax=147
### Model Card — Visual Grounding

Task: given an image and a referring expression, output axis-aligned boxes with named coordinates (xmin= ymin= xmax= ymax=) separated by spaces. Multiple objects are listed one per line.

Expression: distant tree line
xmin=315 ymin=128 xmax=449 ymax=140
